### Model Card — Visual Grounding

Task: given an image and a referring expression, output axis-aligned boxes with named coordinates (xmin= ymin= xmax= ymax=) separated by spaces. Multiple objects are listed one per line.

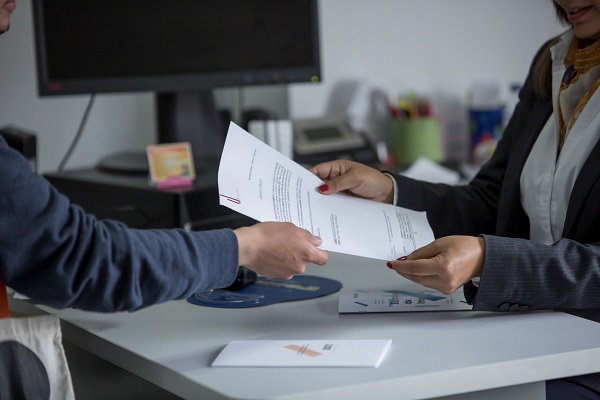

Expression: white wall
xmin=0 ymin=1 xmax=149 ymax=172
xmin=0 ymin=0 xmax=565 ymax=172
xmin=290 ymin=0 xmax=566 ymax=161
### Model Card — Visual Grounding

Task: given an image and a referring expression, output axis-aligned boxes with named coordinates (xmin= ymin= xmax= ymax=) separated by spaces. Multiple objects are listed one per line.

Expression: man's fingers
xmin=312 ymin=249 xmax=329 ymax=265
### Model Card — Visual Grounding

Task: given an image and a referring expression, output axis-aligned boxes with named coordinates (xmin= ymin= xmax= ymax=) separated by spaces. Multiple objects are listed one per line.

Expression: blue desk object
xmin=187 ymin=275 xmax=342 ymax=308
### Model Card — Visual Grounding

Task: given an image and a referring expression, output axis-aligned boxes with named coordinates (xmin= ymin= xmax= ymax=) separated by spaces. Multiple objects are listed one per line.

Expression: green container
xmin=389 ymin=117 xmax=442 ymax=166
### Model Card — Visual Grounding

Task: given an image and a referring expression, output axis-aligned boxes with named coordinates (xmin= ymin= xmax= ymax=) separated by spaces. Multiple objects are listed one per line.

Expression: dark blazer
xmin=393 ymin=39 xmax=600 ymax=392
xmin=393 ymin=41 xmax=600 ymax=324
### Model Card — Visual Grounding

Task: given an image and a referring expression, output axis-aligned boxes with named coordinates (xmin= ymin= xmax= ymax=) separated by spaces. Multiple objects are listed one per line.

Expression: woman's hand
xmin=234 ymin=222 xmax=328 ymax=280
xmin=386 ymin=236 xmax=485 ymax=295
xmin=309 ymin=160 xmax=394 ymax=204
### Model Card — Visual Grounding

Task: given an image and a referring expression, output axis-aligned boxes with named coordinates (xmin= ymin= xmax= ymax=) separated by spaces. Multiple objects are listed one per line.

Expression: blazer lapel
xmin=563 ymin=136 xmax=600 ymax=237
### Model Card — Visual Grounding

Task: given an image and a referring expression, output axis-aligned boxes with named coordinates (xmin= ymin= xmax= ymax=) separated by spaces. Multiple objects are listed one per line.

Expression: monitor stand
xmin=95 ymin=91 xmax=229 ymax=176
xmin=96 ymin=151 xmax=149 ymax=175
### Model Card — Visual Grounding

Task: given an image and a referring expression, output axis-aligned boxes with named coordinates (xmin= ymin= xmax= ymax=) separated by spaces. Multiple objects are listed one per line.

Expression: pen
xmin=398 ymin=99 xmax=419 ymax=119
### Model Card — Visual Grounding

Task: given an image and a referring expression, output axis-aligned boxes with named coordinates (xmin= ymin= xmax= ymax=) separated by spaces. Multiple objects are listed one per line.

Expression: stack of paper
xmin=218 ymin=122 xmax=434 ymax=261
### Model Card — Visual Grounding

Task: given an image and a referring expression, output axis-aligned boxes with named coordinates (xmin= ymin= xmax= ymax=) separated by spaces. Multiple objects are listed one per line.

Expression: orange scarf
xmin=557 ymin=38 xmax=600 ymax=153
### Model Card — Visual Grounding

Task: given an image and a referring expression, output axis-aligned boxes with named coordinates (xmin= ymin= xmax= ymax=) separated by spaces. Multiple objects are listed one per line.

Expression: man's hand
xmin=234 ymin=222 xmax=328 ymax=280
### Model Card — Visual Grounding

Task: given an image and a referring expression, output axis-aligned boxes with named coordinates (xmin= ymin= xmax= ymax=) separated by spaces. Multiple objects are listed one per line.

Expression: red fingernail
xmin=318 ymin=184 xmax=329 ymax=192
xmin=397 ymin=256 xmax=407 ymax=261
xmin=386 ymin=262 xmax=393 ymax=269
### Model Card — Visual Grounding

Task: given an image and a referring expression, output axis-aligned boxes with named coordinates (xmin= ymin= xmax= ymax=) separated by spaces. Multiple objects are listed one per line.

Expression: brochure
xmin=338 ymin=288 xmax=472 ymax=313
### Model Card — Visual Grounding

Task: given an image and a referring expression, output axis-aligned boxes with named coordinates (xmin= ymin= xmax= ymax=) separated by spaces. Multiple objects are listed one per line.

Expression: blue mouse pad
xmin=187 ymin=275 xmax=342 ymax=308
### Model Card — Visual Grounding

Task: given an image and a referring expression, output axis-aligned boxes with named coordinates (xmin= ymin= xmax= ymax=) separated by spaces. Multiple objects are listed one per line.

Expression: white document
xmin=218 ymin=122 xmax=435 ymax=260
xmin=212 ymin=339 xmax=392 ymax=368
xmin=338 ymin=288 xmax=472 ymax=313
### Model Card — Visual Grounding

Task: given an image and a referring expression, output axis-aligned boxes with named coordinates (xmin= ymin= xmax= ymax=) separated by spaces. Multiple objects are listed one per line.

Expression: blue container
xmin=468 ymin=108 xmax=504 ymax=165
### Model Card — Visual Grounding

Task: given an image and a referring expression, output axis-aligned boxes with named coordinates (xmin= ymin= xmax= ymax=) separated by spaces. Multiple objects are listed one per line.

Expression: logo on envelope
xmin=284 ymin=344 xmax=322 ymax=357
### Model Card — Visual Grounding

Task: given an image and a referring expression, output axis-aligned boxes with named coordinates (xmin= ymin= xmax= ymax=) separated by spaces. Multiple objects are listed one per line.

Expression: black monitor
xmin=31 ymin=0 xmax=321 ymax=173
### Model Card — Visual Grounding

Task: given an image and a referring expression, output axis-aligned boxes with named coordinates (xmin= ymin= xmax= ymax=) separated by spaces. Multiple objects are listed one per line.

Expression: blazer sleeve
xmin=0 ymin=138 xmax=239 ymax=312
xmin=470 ymin=235 xmax=600 ymax=312
xmin=391 ymin=103 xmax=510 ymax=237
xmin=393 ymin=38 xmax=600 ymax=317
xmin=392 ymin=38 xmax=556 ymax=239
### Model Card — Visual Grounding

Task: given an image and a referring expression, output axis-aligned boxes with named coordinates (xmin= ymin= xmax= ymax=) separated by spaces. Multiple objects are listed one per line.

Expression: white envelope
xmin=212 ymin=339 xmax=392 ymax=368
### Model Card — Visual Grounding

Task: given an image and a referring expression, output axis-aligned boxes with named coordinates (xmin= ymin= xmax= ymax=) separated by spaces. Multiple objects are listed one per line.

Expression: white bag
xmin=0 ymin=315 xmax=74 ymax=400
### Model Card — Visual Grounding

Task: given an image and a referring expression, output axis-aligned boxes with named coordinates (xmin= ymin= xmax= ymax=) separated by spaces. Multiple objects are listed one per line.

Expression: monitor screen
xmin=32 ymin=0 xmax=320 ymax=95
xmin=31 ymin=0 xmax=321 ymax=171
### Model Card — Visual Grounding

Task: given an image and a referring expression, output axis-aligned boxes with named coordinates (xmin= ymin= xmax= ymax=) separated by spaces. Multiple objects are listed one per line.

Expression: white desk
xmin=11 ymin=253 xmax=600 ymax=400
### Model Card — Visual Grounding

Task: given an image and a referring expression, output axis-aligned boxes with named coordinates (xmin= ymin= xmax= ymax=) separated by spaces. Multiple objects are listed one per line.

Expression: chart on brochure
xmin=338 ymin=288 xmax=472 ymax=313
xmin=218 ymin=122 xmax=435 ymax=261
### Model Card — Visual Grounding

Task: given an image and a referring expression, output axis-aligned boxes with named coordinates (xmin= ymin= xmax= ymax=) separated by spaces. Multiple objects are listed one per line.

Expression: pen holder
xmin=389 ymin=117 xmax=442 ymax=166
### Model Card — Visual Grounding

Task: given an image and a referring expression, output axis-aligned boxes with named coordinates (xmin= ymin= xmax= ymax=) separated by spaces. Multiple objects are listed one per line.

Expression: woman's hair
xmin=533 ymin=2 xmax=570 ymax=98
xmin=552 ymin=1 xmax=569 ymax=24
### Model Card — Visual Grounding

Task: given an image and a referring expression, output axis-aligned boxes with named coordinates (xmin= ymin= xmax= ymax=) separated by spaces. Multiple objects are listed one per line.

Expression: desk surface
xmin=13 ymin=253 xmax=600 ymax=400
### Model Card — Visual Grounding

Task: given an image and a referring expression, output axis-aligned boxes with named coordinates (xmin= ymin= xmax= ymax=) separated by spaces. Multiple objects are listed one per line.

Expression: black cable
xmin=57 ymin=94 xmax=96 ymax=172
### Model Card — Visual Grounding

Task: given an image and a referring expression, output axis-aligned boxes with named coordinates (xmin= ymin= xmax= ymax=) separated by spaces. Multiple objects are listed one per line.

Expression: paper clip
xmin=219 ymin=194 xmax=241 ymax=204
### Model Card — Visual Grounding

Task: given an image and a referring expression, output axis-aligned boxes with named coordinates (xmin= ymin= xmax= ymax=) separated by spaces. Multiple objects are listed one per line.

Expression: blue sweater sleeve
xmin=0 ymin=138 xmax=239 ymax=312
